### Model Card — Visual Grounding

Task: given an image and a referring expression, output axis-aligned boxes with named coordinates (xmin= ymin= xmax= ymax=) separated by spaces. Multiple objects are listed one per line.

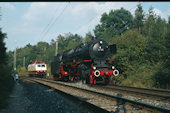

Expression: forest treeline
xmin=0 ymin=28 xmax=14 ymax=108
xmin=6 ymin=4 xmax=170 ymax=89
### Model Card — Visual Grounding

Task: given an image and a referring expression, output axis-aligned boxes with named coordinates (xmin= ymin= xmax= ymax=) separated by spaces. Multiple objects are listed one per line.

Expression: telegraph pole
xmin=23 ymin=57 xmax=25 ymax=67
xmin=0 ymin=7 xmax=2 ymax=21
xmin=13 ymin=41 xmax=16 ymax=72
xmin=14 ymin=48 xmax=16 ymax=71
xmin=55 ymin=41 xmax=58 ymax=56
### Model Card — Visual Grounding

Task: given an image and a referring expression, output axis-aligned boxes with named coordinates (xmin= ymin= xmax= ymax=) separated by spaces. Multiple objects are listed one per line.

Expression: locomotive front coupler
xmin=103 ymin=74 xmax=109 ymax=80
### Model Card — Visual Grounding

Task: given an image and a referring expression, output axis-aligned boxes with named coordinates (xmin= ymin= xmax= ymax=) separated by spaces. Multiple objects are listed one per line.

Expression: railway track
xmin=91 ymin=84 xmax=170 ymax=104
xmin=22 ymin=77 xmax=170 ymax=113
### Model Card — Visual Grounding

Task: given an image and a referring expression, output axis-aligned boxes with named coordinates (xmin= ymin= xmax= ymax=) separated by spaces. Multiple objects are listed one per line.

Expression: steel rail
xmin=26 ymin=77 xmax=170 ymax=113
xmin=97 ymin=85 xmax=170 ymax=103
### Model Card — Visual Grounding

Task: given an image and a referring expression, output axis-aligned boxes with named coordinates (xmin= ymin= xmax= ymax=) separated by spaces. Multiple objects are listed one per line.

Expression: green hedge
xmin=0 ymin=64 xmax=14 ymax=109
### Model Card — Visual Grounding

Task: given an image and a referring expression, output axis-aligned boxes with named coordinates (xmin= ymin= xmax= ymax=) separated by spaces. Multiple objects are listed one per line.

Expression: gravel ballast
xmin=0 ymin=79 xmax=93 ymax=113
xmin=58 ymin=81 xmax=170 ymax=110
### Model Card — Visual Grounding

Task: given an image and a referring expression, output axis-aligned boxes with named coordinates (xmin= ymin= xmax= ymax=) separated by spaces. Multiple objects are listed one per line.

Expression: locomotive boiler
xmin=51 ymin=37 xmax=119 ymax=85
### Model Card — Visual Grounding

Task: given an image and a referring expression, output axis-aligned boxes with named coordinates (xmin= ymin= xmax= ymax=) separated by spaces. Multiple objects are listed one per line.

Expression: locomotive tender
xmin=28 ymin=61 xmax=47 ymax=78
xmin=51 ymin=37 xmax=119 ymax=85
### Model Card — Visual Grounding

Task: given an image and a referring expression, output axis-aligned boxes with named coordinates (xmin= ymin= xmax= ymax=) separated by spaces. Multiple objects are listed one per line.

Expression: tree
xmin=134 ymin=3 xmax=144 ymax=33
xmin=57 ymin=33 xmax=83 ymax=52
xmin=57 ymin=34 xmax=67 ymax=53
xmin=0 ymin=28 xmax=7 ymax=64
xmin=36 ymin=41 xmax=49 ymax=63
xmin=110 ymin=29 xmax=150 ymax=87
xmin=0 ymin=28 xmax=14 ymax=108
xmin=143 ymin=7 xmax=167 ymax=63
xmin=153 ymin=26 xmax=170 ymax=89
xmin=142 ymin=6 xmax=156 ymax=37
xmin=17 ymin=66 xmax=28 ymax=76
xmin=148 ymin=6 xmax=156 ymax=20
xmin=112 ymin=29 xmax=147 ymax=73
xmin=94 ymin=8 xmax=134 ymax=39
xmin=152 ymin=19 xmax=170 ymax=89
xmin=84 ymin=31 xmax=93 ymax=42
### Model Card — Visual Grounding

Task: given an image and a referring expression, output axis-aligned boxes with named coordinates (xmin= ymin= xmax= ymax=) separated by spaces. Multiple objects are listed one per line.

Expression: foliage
xmin=111 ymin=6 xmax=169 ymax=89
xmin=57 ymin=33 xmax=83 ymax=52
xmin=153 ymin=24 xmax=170 ymax=88
xmin=144 ymin=16 xmax=167 ymax=63
xmin=0 ymin=28 xmax=7 ymax=64
xmin=0 ymin=29 xmax=14 ymax=109
xmin=94 ymin=8 xmax=134 ymax=39
xmin=84 ymin=31 xmax=94 ymax=42
xmin=111 ymin=29 xmax=147 ymax=79
xmin=17 ymin=66 xmax=28 ymax=76
xmin=134 ymin=3 xmax=144 ymax=33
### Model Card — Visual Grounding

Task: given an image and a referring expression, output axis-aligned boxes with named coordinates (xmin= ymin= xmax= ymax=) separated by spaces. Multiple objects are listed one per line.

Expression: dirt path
xmin=0 ymin=82 xmax=31 ymax=113
xmin=0 ymin=79 xmax=93 ymax=113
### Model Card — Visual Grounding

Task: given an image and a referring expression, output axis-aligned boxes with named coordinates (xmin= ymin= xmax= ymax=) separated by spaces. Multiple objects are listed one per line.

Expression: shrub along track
xmin=21 ymin=77 xmax=170 ymax=113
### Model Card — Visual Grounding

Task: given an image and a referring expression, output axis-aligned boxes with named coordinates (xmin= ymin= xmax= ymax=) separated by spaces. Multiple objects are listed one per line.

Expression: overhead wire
xmin=74 ymin=2 xmax=114 ymax=34
xmin=39 ymin=2 xmax=142 ymax=42
xmin=36 ymin=5 xmax=60 ymax=43
xmin=40 ymin=6 xmax=60 ymax=37
xmin=40 ymin=2 xmax=70 ymax=41
xmin=74 ymin=2 xmax=139 ymax=35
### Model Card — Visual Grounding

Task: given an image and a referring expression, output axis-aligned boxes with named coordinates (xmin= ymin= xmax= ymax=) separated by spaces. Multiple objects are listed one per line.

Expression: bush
xmin=0 ymin=64 xmax=14 ymax=109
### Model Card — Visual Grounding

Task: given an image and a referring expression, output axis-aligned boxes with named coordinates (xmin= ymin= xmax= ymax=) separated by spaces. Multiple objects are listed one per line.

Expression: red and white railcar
xmin=28 ymin=61 xmax=47 ymax=77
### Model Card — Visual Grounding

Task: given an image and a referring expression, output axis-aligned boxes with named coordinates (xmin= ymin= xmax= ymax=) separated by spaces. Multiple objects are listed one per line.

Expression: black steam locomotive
xmin=51 ymin=37 xmax=119 ymax=85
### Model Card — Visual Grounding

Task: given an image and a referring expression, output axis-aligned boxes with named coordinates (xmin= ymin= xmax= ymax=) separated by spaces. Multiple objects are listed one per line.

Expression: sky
xmin=0 ymin=2 xmax=170 ymax=51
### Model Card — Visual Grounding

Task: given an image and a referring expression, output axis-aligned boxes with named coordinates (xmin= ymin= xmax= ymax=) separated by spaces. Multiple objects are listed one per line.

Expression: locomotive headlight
xmin=93 ymin=66 xmax=96 ymax=70
xmin=94 ymin=70 xmax=100 ymax=77
xmin=99 ymin=41 xmax=103 ymax=44
xmin=112 ymin=66 xmax=115 ymax=69
xmin=113 ymin=70 xmax=119 ymax=76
